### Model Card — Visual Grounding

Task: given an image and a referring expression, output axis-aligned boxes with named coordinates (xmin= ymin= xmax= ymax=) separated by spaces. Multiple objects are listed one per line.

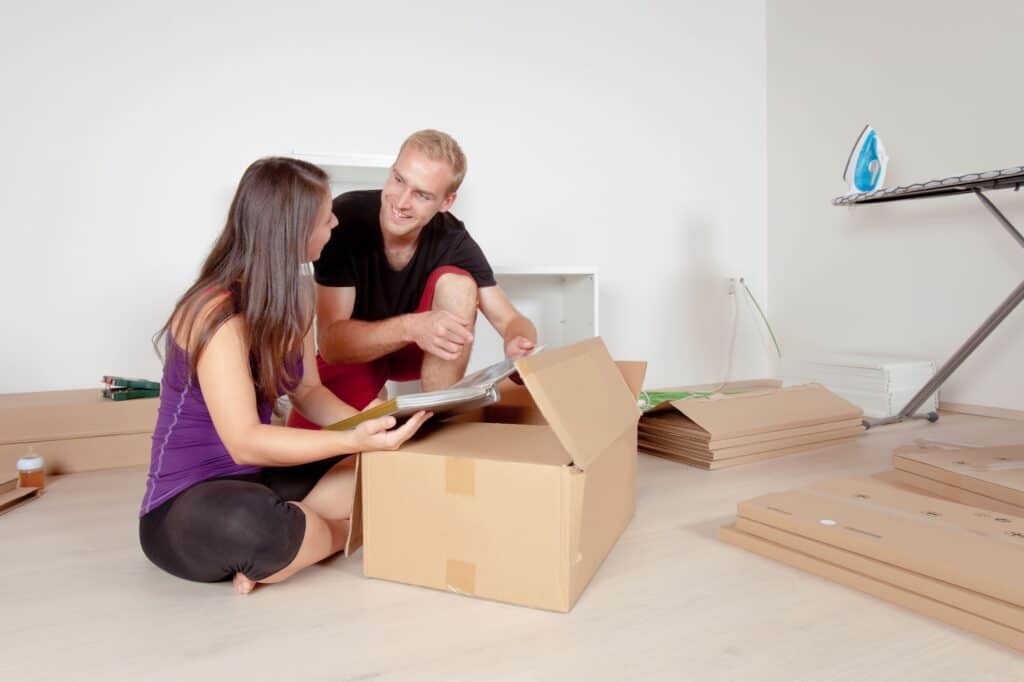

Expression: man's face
xmin=379 ymin=146 xmax=457 ymax=240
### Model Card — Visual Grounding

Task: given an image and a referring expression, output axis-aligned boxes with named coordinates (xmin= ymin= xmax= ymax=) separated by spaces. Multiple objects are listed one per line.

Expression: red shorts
xmin=287 ymin=266 xmax=471 ymax=430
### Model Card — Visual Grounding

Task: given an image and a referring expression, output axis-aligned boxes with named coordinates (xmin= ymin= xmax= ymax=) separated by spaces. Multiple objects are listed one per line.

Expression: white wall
xmin=1 ymin=1 xmax=768 ymax=394
xmin=767 ymin=0 xmax=1024 ymax=410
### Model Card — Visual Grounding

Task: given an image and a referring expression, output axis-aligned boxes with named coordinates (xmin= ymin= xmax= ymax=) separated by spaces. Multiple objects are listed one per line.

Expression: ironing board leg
xmin=866 ymin=191 xmax=1024 ymax=428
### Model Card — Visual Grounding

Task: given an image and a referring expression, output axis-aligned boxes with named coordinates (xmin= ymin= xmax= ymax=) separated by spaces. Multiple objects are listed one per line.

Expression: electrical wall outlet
xmin=727 ymin=277 xmax=739 ymax=295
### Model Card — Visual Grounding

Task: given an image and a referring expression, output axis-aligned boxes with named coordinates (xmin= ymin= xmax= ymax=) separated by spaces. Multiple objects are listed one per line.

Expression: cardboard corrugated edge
xmin=719 ymin=524 xmax=1024 ymax=653
xmin=515 ymin=338 xmax=641 ymax=471
xmin=667 ymin=384 xmax=862 ymax=441
xmin=344 ymin=455 xmax=363 ymax=557
xmin=640 ymin=433 xmax=859 ymax=470
xmin=639 ymin=416 xmax=863 ymax=449
xmin=734 ymin=516 xmax=1024 ymax=631
xmin=639 ymin=424 xmax=864 ymax=460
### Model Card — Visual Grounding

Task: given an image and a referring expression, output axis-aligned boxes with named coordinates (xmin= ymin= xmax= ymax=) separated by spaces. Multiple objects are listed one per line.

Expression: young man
xmin=288 ymin=130 xmax=537 ymax=428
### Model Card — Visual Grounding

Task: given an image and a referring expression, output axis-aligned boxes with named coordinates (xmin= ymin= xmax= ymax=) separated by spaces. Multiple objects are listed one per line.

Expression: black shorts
xmin=139 ymin=455 xmax=348 ymax=582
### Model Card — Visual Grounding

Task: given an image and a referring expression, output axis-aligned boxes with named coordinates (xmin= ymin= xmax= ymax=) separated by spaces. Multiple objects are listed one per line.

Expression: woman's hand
xmin=353 ymin=411 xmax=432 ymax=452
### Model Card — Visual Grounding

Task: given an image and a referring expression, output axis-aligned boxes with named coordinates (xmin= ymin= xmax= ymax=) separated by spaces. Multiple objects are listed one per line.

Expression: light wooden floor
xmin=3 ymin=413 xmax=1023 ymax=681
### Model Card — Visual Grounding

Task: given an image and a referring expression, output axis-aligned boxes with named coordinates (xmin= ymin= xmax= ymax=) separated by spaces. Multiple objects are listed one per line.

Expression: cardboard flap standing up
xmin=670 ymin=384 xmax=862 ymax=441
xmin=514 ymin=338 xmax=641 ymax=470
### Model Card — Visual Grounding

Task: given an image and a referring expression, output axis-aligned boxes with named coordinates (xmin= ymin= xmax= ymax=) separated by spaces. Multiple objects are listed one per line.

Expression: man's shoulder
xmin=333 ymin=189 xmax=381 ymax=222
xmin=431 ymin=209 xmax=469 ymax=239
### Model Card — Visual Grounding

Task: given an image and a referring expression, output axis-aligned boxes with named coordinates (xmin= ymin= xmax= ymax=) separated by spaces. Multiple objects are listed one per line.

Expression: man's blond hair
xmin=398 ymin=129 xmax=467 ymax=194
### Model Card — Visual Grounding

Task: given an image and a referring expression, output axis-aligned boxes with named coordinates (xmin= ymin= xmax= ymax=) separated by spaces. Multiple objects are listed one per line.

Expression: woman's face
xmin=306 ymin=192 xmax=339 ymax=262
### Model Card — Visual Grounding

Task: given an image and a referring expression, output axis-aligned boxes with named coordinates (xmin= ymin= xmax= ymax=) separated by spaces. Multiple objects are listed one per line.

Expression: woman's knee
xmin=145 ymin=481 xmax=306 ymax=582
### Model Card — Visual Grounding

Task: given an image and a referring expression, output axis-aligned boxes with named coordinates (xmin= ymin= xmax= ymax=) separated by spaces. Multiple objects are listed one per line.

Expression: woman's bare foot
xmin=233 ymin=572 xmax=256 ymax=595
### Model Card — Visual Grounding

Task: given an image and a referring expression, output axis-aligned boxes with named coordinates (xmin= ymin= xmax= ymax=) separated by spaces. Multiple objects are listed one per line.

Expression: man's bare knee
xmin=433 ymin=273 xmax=478 ymax=319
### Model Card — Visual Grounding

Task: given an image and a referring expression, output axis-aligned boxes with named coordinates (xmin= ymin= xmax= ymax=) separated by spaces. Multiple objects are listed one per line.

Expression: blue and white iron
xmin=843 ymin=124 xmax=889 ymax=194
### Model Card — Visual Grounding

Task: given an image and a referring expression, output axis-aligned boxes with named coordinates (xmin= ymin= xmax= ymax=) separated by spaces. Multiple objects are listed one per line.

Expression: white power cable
xmin=709 ymin=277 xmax=782 ymax=395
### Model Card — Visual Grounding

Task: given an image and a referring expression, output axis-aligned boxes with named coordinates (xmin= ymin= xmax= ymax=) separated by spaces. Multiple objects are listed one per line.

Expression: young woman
xmin=139 ymin=157 xmax=430 ymax=594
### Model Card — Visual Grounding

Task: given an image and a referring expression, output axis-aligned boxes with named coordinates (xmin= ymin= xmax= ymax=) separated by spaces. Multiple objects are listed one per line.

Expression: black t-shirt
xmin=313 ymin=190 xmax=496 ymax=321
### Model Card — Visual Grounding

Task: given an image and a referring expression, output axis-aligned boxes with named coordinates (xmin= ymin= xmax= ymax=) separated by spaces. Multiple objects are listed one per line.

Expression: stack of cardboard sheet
xmin=873 ymin=440 xmax=1024 ymax=519
xmin=0 ymin=389 xmax=158 ymax=476
xmin=720 ymin=477 xmax=1024 ymax=652
xmin=638 ymin=384 xmax=864 ymax=469
xmin=780 ymin=355 xmax=937 ymax=419
xmin=0 ymin=477 xmax=40 ymax=515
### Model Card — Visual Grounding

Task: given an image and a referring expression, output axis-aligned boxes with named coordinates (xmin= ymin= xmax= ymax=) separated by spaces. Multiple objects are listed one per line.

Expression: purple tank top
xmin=140 ymin=334 xmax=300 ymax=516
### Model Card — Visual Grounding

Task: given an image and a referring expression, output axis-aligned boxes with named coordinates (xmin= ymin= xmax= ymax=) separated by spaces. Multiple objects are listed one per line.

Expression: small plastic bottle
xmin=17 ymin=449 xmax=45 ymax=489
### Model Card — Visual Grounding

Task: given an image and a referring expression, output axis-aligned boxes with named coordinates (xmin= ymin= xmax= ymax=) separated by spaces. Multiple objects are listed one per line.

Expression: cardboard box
xmin=0 ymin=389 xmax=158 ymax=445
xmin=893 ymin=441 xmax=1024 ymax=510
xmin=359 ymin=338 xmax=645 ymax=612
xmin=736 ymin=477 xmax=1024 ymax=607
xmin=719 ymin=525 xmax=1024 ymax=652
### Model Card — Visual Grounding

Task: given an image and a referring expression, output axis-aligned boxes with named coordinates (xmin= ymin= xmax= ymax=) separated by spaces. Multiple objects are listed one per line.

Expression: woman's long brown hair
xmin=154 ymin=157 xmax=330 ymax=407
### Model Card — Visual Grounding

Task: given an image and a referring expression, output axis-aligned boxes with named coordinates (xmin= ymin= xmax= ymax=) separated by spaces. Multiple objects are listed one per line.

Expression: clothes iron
xmin=843 ymin=124 xmax=889 ymax=194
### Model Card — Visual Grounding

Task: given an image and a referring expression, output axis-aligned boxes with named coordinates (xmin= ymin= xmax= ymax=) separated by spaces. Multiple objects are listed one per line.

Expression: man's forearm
xmin=320 ymin=316 xmax=412 ymax=364
xmin=503 ymin=315 xmax=537 ymax=344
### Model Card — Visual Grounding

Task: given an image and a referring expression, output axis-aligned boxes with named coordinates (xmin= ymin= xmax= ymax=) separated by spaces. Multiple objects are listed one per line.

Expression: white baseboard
xmin=938 ymin=401 xmax=1024 ymax=422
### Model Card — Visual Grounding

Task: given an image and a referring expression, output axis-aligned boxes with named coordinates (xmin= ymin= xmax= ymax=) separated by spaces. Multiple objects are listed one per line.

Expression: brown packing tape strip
xmin=445 ymin=457 xmax=475 ymax=496
xmin=446 ymin=559 xmax=476 ymax=596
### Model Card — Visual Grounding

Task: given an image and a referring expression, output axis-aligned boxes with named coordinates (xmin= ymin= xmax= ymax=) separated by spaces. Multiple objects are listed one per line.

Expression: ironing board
xmin=833 ymin=165 xmax=1024 ymax=428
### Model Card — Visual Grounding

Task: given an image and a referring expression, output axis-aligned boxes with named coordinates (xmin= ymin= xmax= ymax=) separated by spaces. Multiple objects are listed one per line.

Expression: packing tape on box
xmin=445 ymin=457 xmax=475 ymax=496
xmin=446 ymin=559 xmax=476 ymax=596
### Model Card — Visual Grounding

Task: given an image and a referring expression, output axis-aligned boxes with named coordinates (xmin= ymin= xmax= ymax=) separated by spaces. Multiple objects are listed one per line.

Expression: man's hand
xmin=353 ymin=411 xmax=432 ymax=451
xmin=408 ymin=310 xmax=474 ymax=361
xmin=504 ymin=335 xmax=536 ymax=359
